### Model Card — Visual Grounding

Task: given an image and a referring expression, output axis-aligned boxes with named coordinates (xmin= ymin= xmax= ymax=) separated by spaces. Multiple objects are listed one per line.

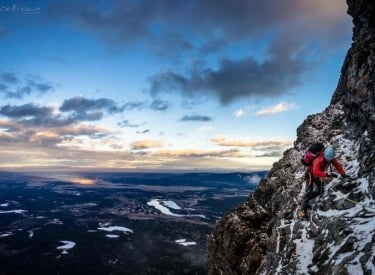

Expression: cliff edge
xmin=207 ymin=0 xmax=375 ymax=274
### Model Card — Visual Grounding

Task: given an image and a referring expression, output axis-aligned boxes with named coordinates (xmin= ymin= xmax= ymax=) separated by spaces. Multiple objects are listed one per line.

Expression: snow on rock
xmin=105 ymin=234 xmax=120 ymax=238
xmin=0 ymin=209 xmax=27 ymax=214
xmin=175 ymin=239 xmax=197 ymax=246
xmin=98 ymin=226 xmax=134 ymax=234
xmin=57 ymin=241 xmax=76 ymax=254
xmin=0 ymin=203 xmax=9 ymax=207
xmin=0 ymin=232 xmax=13 ymax=238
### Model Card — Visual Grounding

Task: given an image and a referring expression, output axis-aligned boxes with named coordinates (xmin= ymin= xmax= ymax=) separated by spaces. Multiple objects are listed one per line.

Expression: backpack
xmin=301 ymin=142 xmax=325 ymax=166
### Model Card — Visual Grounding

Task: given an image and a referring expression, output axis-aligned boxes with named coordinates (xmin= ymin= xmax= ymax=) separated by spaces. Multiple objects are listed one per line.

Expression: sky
xmin=0 ymin=0 xmax=352 ymax=172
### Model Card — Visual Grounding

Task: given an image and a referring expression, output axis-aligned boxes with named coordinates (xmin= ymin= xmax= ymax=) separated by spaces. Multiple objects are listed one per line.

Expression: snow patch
xmin=98 ymin=226 xmax=133 ymax=234
xmin=57 ymin=241 xmax=76 ymax=254
xmin=147 ymin=198 xmax=207 ymax=218
xmin=0 ymin=209 xmax=27 ymax=214
xmin=163 ymin=200 xmax=181 ymax=210
xmin=175 ymin=239 xmax=197 ymax=246
xmin=0 ymin=232 xmax=13 ymax=238
xmin=105 ymin=234 xmax=120 ymax=238
xmin=147 ymin=199 xmax=183 ymax=217
xmin=294 ymin=225 xmax=314 ymax=273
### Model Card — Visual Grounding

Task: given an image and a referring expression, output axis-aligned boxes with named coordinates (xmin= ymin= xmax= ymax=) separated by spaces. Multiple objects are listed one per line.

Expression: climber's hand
xmin=341 ymin=173 xmax=349 ymax=179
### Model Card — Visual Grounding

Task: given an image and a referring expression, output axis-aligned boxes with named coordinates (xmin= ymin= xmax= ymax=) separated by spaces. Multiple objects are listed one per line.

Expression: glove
xmin=327 ymin=173 xmax=338 ymax=178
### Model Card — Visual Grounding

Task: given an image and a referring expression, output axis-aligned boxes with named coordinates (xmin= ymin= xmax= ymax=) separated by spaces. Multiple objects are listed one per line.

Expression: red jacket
xmin=312 ymin=154 xmax=345 ymax=178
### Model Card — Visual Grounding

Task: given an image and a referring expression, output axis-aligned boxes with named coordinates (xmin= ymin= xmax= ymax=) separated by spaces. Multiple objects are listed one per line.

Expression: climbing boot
xmin=299 ymin=210 xmax=308 ymax=219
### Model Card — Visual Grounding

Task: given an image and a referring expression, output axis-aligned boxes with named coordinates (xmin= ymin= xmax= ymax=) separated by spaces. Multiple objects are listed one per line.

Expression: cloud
xmin=234 ymin=109 xmax=246 ymax=118
xmin=0 ymin=119 xmax=108 ymax=148
xmin=130 ymin=139 xmax=165 ymax=150
xmin=152 ymin=148 xmax=240 ymax=158
xmin=179 ymin=115 xmax=212 ymax=122
xmin=211 ymin=136 xmax=292 ymax=148
xmin=0 ymin=102 xmax=94 ymax=126
xmin=122 ymin=101 xmax=145 ymax=110
xmin=256 ymin=102 xmax=297 ymax=116
xmin=0 ymin=103 xmax=53 ymax=119
xmin=149 ymin=36 xmax=307 ymax=104
xmin=255 ymin=151 xmax=283 ymax=158
xmin=60 ymin=96 xmax=122 ymax=114
xmin=136 ymin=129 xmax=150 ymax=134
xmin=0 ymin=72 xmax=55 ymax=99
xmin=41 ymin=0 xmax=350 ymax=104
xmin=45 ymin=0 xmax=349 ymax=52
xmin=210 ymin=136 xmax=292 ymax=161
xmin=1 ymin=72 xmax=19 ymax=84
xmin=118 ymin=120 xmax=143 ymax=128
xmin=0 ymin=96 xmax=126 ymax=127
xmin=150 ymin=99 xmax=169 ymax=111
xmin=59 ymin=96 xmax=156 ymax=124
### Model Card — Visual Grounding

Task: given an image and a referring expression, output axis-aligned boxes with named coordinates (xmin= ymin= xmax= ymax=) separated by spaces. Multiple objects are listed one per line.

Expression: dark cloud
xmin=152 ymin=33 xmax=193 ymax=57
xmin=1 ymin=72 xmax=19 ymax=84
xmin=42 ymin=0 xmax=350 ymax=103
xmin=60 ymin=96 xmax=159 ymax=122
xmin=6 ymin=86 xmax=32 ymax=99
xmin=0 ymin=73 xmax=54 ymax=99
xmin=118 ymin=120 xmax=143 ymax=128
xmin=122 ymin=101 xmax=145 ymax=110
xmin=0 ymin=103 xmax=53 ymax=119
xmin=59 ymin=96 xmax=123 ymax=124
xmin=150 ymin=34 xmax=306 ymax=104
xmin=0 ymin=83 xmax=8 ymax=92
xmin=45 ymin=0 xmax=349 ymax=53
xmin=179 ymin=115 xmax=212 ymax=122
xmin=60 ymin=96 xmax=121 ymax=113
xmin=0 ymin=96 xmax=168 ymax=128
xmin=150 ymin=99 xmax=169 ymax=111
xmin=137 ymin=129 xmax=150 ymax=134
xmin=0 ymin=98 xmax=113 ymax=127
xmin=0 ymin=103 xmax=69 ymax=127
xmin=28 ymin=79 xmax=54 ymax=93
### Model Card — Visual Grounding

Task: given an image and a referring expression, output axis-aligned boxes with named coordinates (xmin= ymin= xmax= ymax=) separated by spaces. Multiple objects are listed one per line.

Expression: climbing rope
xmin=328 ymin=179 xmax=375 ymax=212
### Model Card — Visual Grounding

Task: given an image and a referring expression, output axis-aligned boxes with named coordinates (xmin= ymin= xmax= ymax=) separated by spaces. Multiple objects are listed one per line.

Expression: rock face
xmin=207 ymin=1 xmax=375 ymax=274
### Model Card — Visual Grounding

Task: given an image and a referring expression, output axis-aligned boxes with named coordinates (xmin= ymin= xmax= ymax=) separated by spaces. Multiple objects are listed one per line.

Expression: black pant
xmin=300 ymin=171 xmax=322 ymax=211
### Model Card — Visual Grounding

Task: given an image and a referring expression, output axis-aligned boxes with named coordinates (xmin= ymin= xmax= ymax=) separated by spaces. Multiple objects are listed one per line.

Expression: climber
xmin=299 ymin=146 xmax=347 ymax=219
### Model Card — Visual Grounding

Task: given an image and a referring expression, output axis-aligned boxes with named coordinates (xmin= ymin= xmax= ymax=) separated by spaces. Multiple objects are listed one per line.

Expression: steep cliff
xmin=207 ymin=0 xmax=375 ymax=274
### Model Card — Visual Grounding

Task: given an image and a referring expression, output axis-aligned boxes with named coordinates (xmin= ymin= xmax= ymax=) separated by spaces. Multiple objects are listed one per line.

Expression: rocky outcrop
xmin=207 ymin=0 xmax=375 ymax=274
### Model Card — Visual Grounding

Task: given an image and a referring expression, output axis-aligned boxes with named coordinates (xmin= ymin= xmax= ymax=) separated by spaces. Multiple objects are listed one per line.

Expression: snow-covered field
xmin=147 ymin=199 xmax=207 ymax=219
